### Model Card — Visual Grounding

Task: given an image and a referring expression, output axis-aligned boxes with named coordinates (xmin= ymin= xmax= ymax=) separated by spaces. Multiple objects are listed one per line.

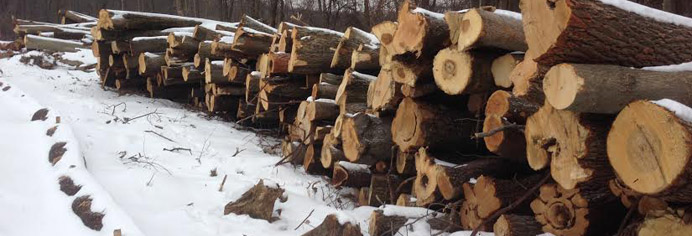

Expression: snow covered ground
xmin=0 ymin=50 xmax=488 ymax=236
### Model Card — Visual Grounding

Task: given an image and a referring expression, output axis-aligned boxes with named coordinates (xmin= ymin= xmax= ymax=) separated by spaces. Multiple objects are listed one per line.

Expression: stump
xmin=224 ymin=180 xmax=285 ymax=221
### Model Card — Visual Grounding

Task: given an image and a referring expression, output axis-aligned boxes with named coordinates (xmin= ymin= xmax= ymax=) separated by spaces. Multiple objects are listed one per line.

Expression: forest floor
xmin=0 ymin=50 xmax=485 ymax=236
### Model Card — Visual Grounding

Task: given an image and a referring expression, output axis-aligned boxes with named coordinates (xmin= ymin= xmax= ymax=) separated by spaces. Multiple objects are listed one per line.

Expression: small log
xmin=395 ymin=149 xmax=416 ymax=176
xmin=368 ymin=210 xmax=408 ymax=236
xmin=239 ymin=15 xmax=277 ymax=34
xmin=412 ymin=148 xmax=443 ymax=207
xmin=122 ymin=54 xmax=139 ymax=70
xmin=390 ymin=56 xmax=433 ymax=87
xmin=331 ymin=27 xmax=379 ymax=70
xmin=305 ymin=99 xmax=339 ymax=121
xmin=111 ymin=40 xmax=130 ymax=54
xmin=192 ymin=24 xmax=233 ymax=41
xmin=130 ymin=36 xmax=168 ymax=55
xmin=288 ymin=25 xmax=344 ymax=74
xmin=400 ymin=82 xmax=439 ymax=98
xmin=98 ymin=9 xmax=215 ymax=31
xmin=232 ymin=27 xmax=273 ymax=56
xmin=544 ymin=63 xmax=692 ymax=114
xmin=138 ymin=52 xmax=165 ymax=76
xmin=371 ymin=21 xmax=397 ymax=59
xmin=391 ymin=1 xmax=450 ymax=58
xmin=224 ymin=180 xmax=284 ymax=221
xmin=92 ymin=40 xmax=112 ymax=58
xmin=207 ymin=94 xmax=239 ymax=114
xmin=444 ymin=10 xmax=468 ymax=45
xmin=282 ymin=139 xmax=306 ymax=166
xmin=303 ymin=142 xmax=329 ymax=176
xmin=369 ymin=68 xmax=403 ymax=113
xmin=368 ymin=174 xmax=401 ymax=207
xmin=195 ymin=41 xmax=224 ymax=68
xmin=608 ymin=100 xmax=692 ymax=202
xmin=244 ymin=72 xmax=260 ymax=102
xmin=302 ymin=214 xmax=363 ymax=236
xmin=458 ymin=8 xmax=526 ymax=52
xmin=311 ymin=82 xmax=339 ymax=100
xmin=435 ymin=159 xmax=520 ymax=201
xmin=60 ymin=10 xmax=97 ymax=24
xmin=336 ymin=69 xmax=377 ymax=105
xmin=358 ymin=188 xmax=370 ymax=206
xmin=522 ymin=0 xmax=692 ymax=67
xmin=433 ymin=48 xmax=500 ymax=95
xmin=320 ymin=133 xmax=345 ymax=169
xmin=493 ymin=214 xmax=543 ymax=236
xmin=530 ymin=183 xmax=624 ymax=236
xmin=182 ymin=66 xmax=204 ymax=83
xmin=626 ymin=209 xmax=692 ymax=236
xmin=392 ymin=97 xmax=479 ymax=153
xmin=525 ymin=104 xmax=614 ymax=190
xmin=396 ymin=194 xmax=415 ymax=207
xmin=509 ymin=50 xmax=547 ymax=104
xmin=24 ymin=35 xmax=87 ymax=52
xmin=146 ymin=77 xmax=191 ymax=101
xmin=205 ymin=59 xmax=226 ymax=84
xmin=483 ymin=90 xmax=539 ymax=160
xmin=350 ymin=44 xmax=380 ymax=71
xmin=332 ymin=161 xmax=372 ymax=188
xmin=268 ymin=51 xmax=291 ymax=76
xmin=341 ymin=113 xmax=392 ymax=165
xmin=491 ymin=53 xmax=524 ymax=89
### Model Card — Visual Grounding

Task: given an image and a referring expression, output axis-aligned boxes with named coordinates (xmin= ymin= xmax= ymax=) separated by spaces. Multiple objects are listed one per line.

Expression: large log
xmin=369 ymin=68 xmax=403 ymax=113
xmin=138 ymin=52 xmax=165 ymax=76
xmin=288 ymin=26 xmax=344 ymax=74
xmin=608 ymin=100 xmax=692 ymax=203
xmin=525 ymin=104 xmax=614 ymax=191
xmin=331 ymin=27 xmax=379 ymax=70
xmin=544 ymin=63 xmax=692 ymax=114
xmin=341 ymin=113 xmax=392 ymax=165
xmin=457 ymin=9 xmax=526 ymax=52
xmin=432 ymin=48 xmax=500 ymax=95
xmin=239 ymin=15 xmax=277 ymax=34
xmin=522 ymin=0 xmax=692 ymax=67
xmin=391 ymin=1 xmax=450 ymax=58
xmin=24 ymin=35 xmax=87 ymax=52
xmin=98 ymin=9 xmax=220 ymax=31
xmin=530 ymin=183 xmax=623 ymax=236
xmin=392 ymin=98 xmax=479 ymax=153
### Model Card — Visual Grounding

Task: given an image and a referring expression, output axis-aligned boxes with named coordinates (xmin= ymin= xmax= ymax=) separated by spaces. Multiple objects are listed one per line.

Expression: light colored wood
xmin=433 ymin=48 xmax=500 ymax=95
xmin=491 ymin=53 xmax=524 ymax=88
xmin=458 ymin=8 xmax=526 ymax=51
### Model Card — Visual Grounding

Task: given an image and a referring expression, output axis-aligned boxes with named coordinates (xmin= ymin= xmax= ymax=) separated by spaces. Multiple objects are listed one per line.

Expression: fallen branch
xmin=472 ymin=123 xmax=524 ymax=139
xmin=145 ymin=130 xmax=175 ymax=142
xmin=294 ymin=209 xmax=315 ymax=230
xmin=163 ymin=147 xmax=192 ymax=154
xmin=219 ymin=174 xmax=228 ymax=192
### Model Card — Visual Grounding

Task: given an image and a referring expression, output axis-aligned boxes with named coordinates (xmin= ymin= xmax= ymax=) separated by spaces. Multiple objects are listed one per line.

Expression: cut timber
xmin=92 ymin=41 xmax=112 ymax=58
xmin=24 ymin=35 xmax=87 ymax=52
xmin=232 ymin=27 xmax=273 ymax=56
xmin=522 ymin=0 xmax=692 ymax=67
xmin=60 ymin=10 xmax=97 ymax=24
xmin=432 ymin=48 xmax=500 ymax=95
xmin=371 ymin=21 xmax=397 ymax=57
xmin=305 ymin=99 xmax=339 ymax=121
xmin=332 ymin=162 xmax=371 ymax=188
xmin=281 ymin=140 xmax=306 ymax=165
xmin=530 ymin=183 xmax=623 ymax=236
xmin=493 ymin=214 xmax=543 ymax=236
xmin=412 ymin=148 xmax=442 ymax=207
xmin=400 ymin=82 xmax=439 ymax=98
xmin=303 ymin=142 xmax=329 ymax=176
xmin=301 ymin=214 xmax=362 ymax=236
xmin=192 ymin=25 xmax=233 ymax=41
xmin=98 ymin=9 xmax=214 ymax=31
xmin=436 ymin=159 xmax=519 ymax=201
xmin=130 ymin=36 xmax=168 ymax=55
xmin=390 ymin=56 xmax=433 ymax=87
xmin=331 ymin=27 xmax=379 ymax=70
xmin=367 ymin=174 xmax=401 ymax=206
xmin=341 ymin=113 xmax=392 ymax=165
xmin=491 ymin=53 xmax=524 ymax=88
xmin=350 ymin=44 xmax=380 ymax=71
xmin=627 ymin=210 xmax=692 ymax=236
xmin=391 ymin=1 xmax=450 ymax=58
xmin=319 ymin=73 xmax=344 ymax=85
xmin=268 ymin=52 xmax=291 ymax=77
xmin=312 ymin=83 xmax=339 ymax=100
xmin=205 ymin=59 xmax=226 ymax=84
xmin=223 ymin=180 xmax=284 ymax=221
xmin=509 ymin=51 xmax=546 ymax=104
xmin=458 ymin=8 xmax=526 ymax=52
xmin=544 ymin=63 xmax=692 ymax=114
xmin=288 ymin=26 xmax=344 ymax=74
xmin=395 ymin=149 xmax=416 ymax=176
xmin=369 ymin=68 xmax=403 ymax=113
xmin=525 ymin=104 xmax=614 ymax=190
xmin=195 ymin=41 xmax=223 ymax=68
xmin=138 ymin=52 xmax=165 ymax=75
xmin=483 ymin=90 xmax=540 ymax=160
xmin=111 ymin=40 xmax=130 ymax=54
xmin=336 ymin=69 xmax=377 ymax=104
xmin=608 ymin=100 xmax=692 ymax=202
xmin=392 ymin=98 xmax=478 ymax=153
xmin=239 ymin=15 xmax=277 ymax=34
xmin=444 ymin=11 xmax=468 ymax=45
xmin=368 ymin=210 xmax=408 ymax=236
xmin=320 ymin=134 xmax=345 ymax=169
xmin=207 ymin=95 xmax=239 ymax=113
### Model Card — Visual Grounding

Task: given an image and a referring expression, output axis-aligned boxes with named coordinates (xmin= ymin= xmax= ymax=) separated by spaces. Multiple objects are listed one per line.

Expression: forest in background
xmin=2 ymin=0 xmax=690 ymax=40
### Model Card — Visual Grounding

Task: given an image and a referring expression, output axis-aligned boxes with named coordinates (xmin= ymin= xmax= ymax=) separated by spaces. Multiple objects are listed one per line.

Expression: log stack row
xmin=16 ymin=1 xmax=692 ymax=235
xmin=12 ymin=10 xmax=96 ymax=53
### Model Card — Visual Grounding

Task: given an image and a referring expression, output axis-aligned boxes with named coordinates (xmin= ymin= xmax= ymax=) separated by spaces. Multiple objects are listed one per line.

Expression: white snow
xmin=494 ymin=9 xmax=521 ymax=20
xmin=336 ymin=161 xmax=370 ymax=173
xmin=412 ymin=7 xmax=445 ymax=20
xmin=61 ymin=48 xmax=98 ymax=65
xmin=348 ymin=27 xmax=380 ymax=45
xmin=643 ymin=61 xmax=692 ymax=72
xmin=218 ymin=35 xmax=235 ymax=44
xmin=0 ymin=50 xmax=487 ymax=236
xmin=599 ymin=0 xmax=692 ymax=27
xmin=653 ymin=99 xmax=692 ymax=122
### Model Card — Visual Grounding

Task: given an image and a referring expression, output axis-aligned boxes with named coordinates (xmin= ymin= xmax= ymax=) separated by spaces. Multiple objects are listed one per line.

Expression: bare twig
xmin=294 ymin=209 xmax=315 ymax=230
xmin=471 ymin=171 xmax=552 ymax=236
xmin=123 ymin=109 xmax=160 ymax=124
xmin=163 ymin=147 xmax=193 ymax=155
xmin=218 ymin=174 xmax=228 ymax=192
xmin=145 ymin=130 xmax=175 ymax=142
xmin=472 ymin=123 xmax=525 ymax=139
xmin=232 ymin=147 xmax=246 ymax=157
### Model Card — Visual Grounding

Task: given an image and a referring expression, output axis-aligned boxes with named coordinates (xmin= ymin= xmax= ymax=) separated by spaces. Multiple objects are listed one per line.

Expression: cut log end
xmin=542 ymin=63 xmax=580 ymax=111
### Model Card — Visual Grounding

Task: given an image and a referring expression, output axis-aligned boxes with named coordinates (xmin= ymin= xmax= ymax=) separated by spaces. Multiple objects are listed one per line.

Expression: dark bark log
xmin=224 ymin=180 xmax=285 ymax=221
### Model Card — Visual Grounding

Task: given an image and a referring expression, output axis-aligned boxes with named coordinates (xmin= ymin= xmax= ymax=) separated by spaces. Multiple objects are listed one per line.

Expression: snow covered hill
xmin=0 ymin=50 xmax=486 ymax=236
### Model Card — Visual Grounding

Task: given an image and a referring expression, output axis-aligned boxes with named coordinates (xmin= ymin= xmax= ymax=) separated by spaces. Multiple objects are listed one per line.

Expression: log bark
xmin=302 ymin=214 xmax=363 ymax=236
xmin=391 ymin=1 xmax=450 ymax=58
xmin=544 ymin=63 xmax=692 ymax=114
xmin=130 ymin=36 xmax=168 ymax=55
xmin=24 ymin=35 xmax=87 ymax=52
xmin=341 ymin=113 xmax=392 ymax=165
xmin=525 ymin=104 xmax=614 ymax=191
xmin=390 ymin=56 xmax=433 ymax=87
xmin=98 ymin=9 xmax=217 ymax=31
xmin=392 ymin=97 xmax=479 ymax=153
xmin=350 ymin=44 xmax=380 ymax=72
xmin=369 ymin=68 xmax=403 ymax=113
xmin=458 ymin=8 xmax=526 ymax=52
xmin=530 ymin=183 xmax=623 ymax=236
xmin=336 ymin=69 xmax=377 ymax=105
xmin=205 ymin=59 xmax=227 ymax=84
xmin=412 ymin=148 xmax=443 ymax=207
xmin=432 ymin=48 xmax=501 ymax=95
xmin=368 ymin=174 xmax=401 ymax=206
xmin=491 ymin=53 xmax=523 ymax=88
xmin=138 ymin=52 xmax=165 ymax=76
xmin=288 ymin=26 xmax=344 ymax=74
xmin=332 ymin=162 xmax=372 ymax=188
xmin=320 ymin=133 xmax=345 ymax=169
xmin=493 ymin=214 xmax=543 ymax=236
xmin=521 ymin=0 xmax=692 ymax=67
xmin=608 ymin=100 xmax=692 ymax=202
xmin=436 ymin=159 xmax=520 ymax=201
xmin=239 ymin=15 xmax=277 ymax=34
xmin=223 ymin=180 xmax=284 ymax=221
xmin=331 ymin=27 xmax=379 ymax=70
xmin=368 ymin=210 xmax=408 ymax=236
xmin=232 ymin=27 xmax=273 ymax=56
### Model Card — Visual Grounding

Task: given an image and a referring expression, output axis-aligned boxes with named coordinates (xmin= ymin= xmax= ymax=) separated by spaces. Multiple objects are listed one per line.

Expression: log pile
xmin=17 ymin=1 xmax=692 ymax=235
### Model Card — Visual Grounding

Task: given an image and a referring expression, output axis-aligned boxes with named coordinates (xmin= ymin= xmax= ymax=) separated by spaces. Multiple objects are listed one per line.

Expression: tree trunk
xmin=522 ymin=0 xmax=692 ymax=67
xmin=331 ymin=162 xmax=371 ymax=188
xmin=458 ymin=8 xmax=526 ymax=52
xmin=544 ymin=63 xmax=692 ymax=114
xmin=288 ymin=25 xmax=344 ymax=74
xmin=24 ymin=34 xmax=87 ymax=52
xmin=608 ymin=100 xmax=692 ymax=202
xmin=341 ymin=113 xmax=392 ymax=165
